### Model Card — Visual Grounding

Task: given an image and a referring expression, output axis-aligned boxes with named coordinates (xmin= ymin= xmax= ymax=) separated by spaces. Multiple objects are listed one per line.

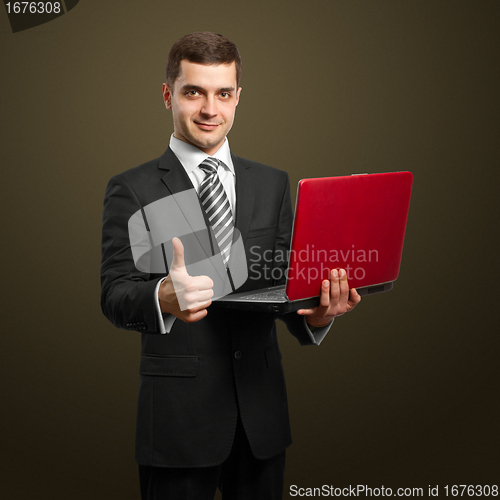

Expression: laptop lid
xmin=285 ymin=171 xmax=413 ymax=301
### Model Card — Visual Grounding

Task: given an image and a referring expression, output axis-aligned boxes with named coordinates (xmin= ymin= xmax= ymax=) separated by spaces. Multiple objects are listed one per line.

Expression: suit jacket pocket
xmin=140 ymin=354 xmax=199 ymax=377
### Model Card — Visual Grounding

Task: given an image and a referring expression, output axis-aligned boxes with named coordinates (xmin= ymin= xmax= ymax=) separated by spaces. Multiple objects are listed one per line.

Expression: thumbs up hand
xmin=158 ymin=237 xmax=214 ymax=322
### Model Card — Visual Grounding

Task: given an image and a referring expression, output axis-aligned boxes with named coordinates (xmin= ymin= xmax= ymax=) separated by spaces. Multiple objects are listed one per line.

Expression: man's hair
xmin=166 ymin=32 xmax=242 ymax=90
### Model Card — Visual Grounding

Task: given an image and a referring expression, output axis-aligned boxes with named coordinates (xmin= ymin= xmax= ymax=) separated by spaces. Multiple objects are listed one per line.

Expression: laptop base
xmin=212 ymin=282 xmax=394 ymax=313
xmin=356 ymin=281 xmax=394 ymax=297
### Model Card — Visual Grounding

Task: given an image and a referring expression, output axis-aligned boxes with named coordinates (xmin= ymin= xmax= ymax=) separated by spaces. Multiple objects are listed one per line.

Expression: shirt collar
xmin=169 ymin=134 xmax=235 ymax=176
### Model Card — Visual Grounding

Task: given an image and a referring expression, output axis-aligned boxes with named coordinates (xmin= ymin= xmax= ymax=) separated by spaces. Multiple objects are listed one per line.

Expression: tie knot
xmin=199 ymin=157 xmax=220 ymax=175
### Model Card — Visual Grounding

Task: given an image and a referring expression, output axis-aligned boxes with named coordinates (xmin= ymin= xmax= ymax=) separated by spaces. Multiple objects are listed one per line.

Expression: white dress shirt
xmin=168 ymin=134 xmax=236 ymax=212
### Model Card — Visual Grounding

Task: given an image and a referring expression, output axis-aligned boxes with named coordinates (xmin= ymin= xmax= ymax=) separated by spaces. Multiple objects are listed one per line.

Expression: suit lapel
xmin=158 ymin=148 xmax=214 ymax=259
xmin=158 ymin=147 xmax=195 ymax=195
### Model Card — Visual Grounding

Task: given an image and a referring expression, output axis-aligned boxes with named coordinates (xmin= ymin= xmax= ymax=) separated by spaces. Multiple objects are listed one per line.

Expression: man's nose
xmin=201 ymin=96 xmax=217 ymax=116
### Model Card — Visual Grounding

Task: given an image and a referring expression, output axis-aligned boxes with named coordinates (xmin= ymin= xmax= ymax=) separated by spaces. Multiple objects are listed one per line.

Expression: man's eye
xmin=186 ymin=90 xmax=199 ymax=97
xmin=220 ymin=92 xmax=231 ymax=99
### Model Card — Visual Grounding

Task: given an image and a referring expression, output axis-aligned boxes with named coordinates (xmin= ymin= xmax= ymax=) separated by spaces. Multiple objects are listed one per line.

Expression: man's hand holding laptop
xmin=297 ymin=269 xmax=362 ymax=328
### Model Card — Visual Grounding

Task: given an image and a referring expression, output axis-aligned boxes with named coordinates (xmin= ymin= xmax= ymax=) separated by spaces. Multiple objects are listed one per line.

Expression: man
xmin=101 ymin=32 xmax=361 ymax=499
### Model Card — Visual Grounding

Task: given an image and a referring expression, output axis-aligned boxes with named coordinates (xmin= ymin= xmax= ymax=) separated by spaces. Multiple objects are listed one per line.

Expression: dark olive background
xmin=1 ymin=1 xmax=499 ymax=498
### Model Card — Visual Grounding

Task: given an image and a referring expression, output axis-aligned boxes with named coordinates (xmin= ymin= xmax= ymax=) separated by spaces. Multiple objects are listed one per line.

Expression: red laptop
xmin=214 ymin=172 xmax=413 ymax=313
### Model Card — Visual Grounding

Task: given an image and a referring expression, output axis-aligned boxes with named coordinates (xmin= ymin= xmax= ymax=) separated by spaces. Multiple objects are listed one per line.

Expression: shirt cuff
xmin=154 ymin=277 xmax=177 ymax=334
xmin=303 ymin=316 xmax=334 ymax=346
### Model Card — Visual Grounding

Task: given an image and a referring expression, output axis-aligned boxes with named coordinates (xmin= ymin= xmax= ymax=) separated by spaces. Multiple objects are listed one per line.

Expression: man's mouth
xmin=195 ymin=122 xmax=220 ymax=131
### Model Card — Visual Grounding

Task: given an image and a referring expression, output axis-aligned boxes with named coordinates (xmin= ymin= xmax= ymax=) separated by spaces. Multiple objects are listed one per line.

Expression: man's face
xmin=162 ymin=60 xmax=241 ymax=156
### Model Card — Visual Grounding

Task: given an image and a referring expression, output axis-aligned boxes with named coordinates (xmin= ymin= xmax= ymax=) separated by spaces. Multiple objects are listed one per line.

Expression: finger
xmin=188 ymin=299 xmax=213 ymax=312
xmin=347 ymin=288 xmax=361 ymax=309
xmin=338 ymin=269 xmax=349 ymax=309
xmin=319 ymin=279 xmax=330 ymax=307
xmin=171 ymin=237 xmax=187 ymax=272
xmin=182 ymin=295 xmax=213 ymax=314
xmin=297 ymin=308 xmax=314 ymax=316
xmin=184 ymin=307 xmax=209 ymax=323
xmin=298 ymin=278 xmax=330 ymax=316
xmin=193 ymin=275 xmax=214 ymax=291
xmin=193 ymin=288 xmax=214 ymax=302
xmin=177 ymin=279 xmax=213 ymax=312
xmin=329 ymin=269 xmax=340 ymax=305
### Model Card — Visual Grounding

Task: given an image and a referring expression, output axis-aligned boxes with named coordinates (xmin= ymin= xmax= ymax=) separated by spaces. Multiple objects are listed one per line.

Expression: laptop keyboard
xmin=243 ymin=288 xmax=286 ymax=301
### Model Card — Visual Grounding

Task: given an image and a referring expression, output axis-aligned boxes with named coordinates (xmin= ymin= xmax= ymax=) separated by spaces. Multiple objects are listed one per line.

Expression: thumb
xmin=171 ymin=237 xmax=187 ymax=272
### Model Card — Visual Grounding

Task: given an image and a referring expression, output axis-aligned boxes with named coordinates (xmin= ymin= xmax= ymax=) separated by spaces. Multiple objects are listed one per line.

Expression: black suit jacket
xmin=101 ymin=147 xmax=319 ymax=467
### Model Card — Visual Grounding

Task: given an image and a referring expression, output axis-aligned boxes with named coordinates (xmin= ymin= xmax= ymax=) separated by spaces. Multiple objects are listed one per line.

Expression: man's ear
xmin=162 ymin=83 xmax=172 ymax=109
xmin=235 ymin=87 xmax=242 ymax=106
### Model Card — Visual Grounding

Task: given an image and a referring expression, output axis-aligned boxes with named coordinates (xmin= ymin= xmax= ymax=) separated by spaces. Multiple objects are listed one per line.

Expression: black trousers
xmin=138 ymin=416 xmax=286 ymax=500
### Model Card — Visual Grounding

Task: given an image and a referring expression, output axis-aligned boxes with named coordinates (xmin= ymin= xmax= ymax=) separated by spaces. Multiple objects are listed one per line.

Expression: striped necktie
xmin=198 ymin=157 xmax=234 ymax=267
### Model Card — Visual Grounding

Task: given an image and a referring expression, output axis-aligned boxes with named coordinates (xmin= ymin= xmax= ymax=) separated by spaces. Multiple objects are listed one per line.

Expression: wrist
xmin=158 ymin=277 xmax=173 ymax=314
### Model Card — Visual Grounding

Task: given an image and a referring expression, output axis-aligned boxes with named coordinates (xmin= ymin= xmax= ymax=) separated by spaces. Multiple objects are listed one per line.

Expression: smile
xmin=195 ymin=122 xmax=220 ymax=131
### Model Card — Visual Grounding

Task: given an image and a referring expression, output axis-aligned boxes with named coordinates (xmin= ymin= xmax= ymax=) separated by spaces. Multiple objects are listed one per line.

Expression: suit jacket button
xmin=234 ymin=350 xmax=242 ymax=360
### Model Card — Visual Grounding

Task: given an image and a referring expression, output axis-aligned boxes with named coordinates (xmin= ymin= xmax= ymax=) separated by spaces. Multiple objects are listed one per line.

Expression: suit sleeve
xmin=100 ymin=174 xmax=163 ymax=333
xmin=273 ymin=174 xmax=332 ymax=346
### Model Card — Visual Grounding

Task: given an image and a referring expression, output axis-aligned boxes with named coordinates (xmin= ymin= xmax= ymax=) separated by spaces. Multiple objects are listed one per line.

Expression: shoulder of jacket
xmin=107 ymin=155 xmax=162 ymax=187
xmin=232 ymin=154 xmax=289 ymax=180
